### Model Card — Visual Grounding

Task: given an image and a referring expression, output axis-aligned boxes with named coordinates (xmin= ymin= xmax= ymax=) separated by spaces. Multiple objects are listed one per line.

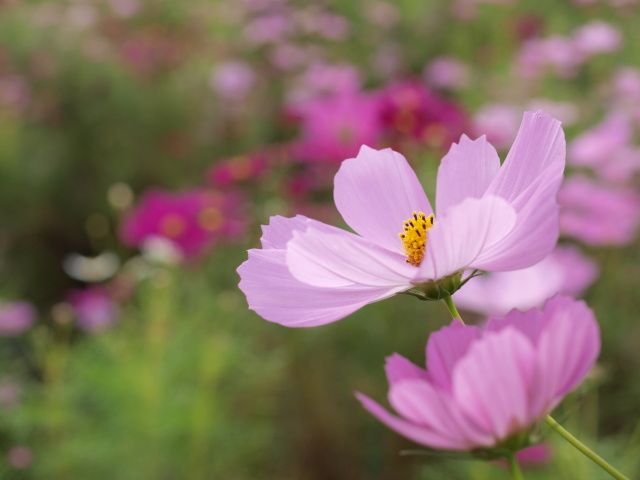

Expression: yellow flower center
xmin=399 ymin=211 xmax=435 ymax=266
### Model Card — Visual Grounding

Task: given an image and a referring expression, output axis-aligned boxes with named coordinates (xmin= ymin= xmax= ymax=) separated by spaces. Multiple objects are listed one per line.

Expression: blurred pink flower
xmin=357 ymin=296 xmax=600 ymax=451
xmin=289 ymin=89 xmax=384 ymax=163
xmin=378 ymin=79 xmax=468 ymax=149
xmin=210 ymin=61 xmax=256 ymax=101
xmin=288 ymin=63 xmax=361 ymax=103
xmin=453 ymin=245 xmax=598 ymax=317
xmin=611 ymin=67 xmax=640 ymax=103
xmin=7 ymin=446 xmax=32 ymax=470
xmin=121 ymin=189 xmax=245 ymax=258
xmin=518 ymin=36 xmax=581 ymax=78
xmin=516 ymin=443 xmax=554 ymax=466
xmin=569 ymin=114 xmax=640 ymax=182
xmin=207 ymin=153 xmax=268 ymax=188
xmin=518 ymin=23 xmax=621 ymax=79
xmin=364 ymin=1 xmax=400 ymax=28
xmin=559 ymin=175 xmax=640 ymax=246
xmin=243 ymin=13 xmax=291 ymax=45
xmin=0 ymin=301 xmax=36 ymax=337
xmin=424 ymin=56 xmax=471 ymax=91
xmin=238 ymin=111 xmax=565 ymax=327
xmin=573 ymin=21 xmax=622 ymax=57
xmin=472 ymin=104 xmax=521 ymax=150
xmin=67 ymin=287 xmax=119 ymax=333
xmin=0 ymin=75 xmax=30 ymax=115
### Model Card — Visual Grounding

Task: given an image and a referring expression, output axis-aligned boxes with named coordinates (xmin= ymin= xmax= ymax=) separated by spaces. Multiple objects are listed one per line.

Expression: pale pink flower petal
xmin=425 ymin=320 xmax=481 ymax=390
xmin=287 ymin=223 xmax=416 ymax=288
xmin=420 ymin=196 xmax=516 ymax=280
xmin=435 ymin=135 xmax=501 ymax=216
xmin=389 ymin=380 xmax=494 ymax=448
xmin=486 ymin=111 xmax=565 ymax=206
xmin=238 ymin=249 xmax=402 ymax=327
xmin=356 ymin=393 xmax=463 ymax=450
xmin=385 ymin=353 xmax=429 ymax=383
xmin=238 ymin=216 xmax=404 ymax=327
xmin=334 ymin=146 xmax=432 ymax=252
xmin=530 ymin=298 xmax=600 ymax=414
xmin=453 ymin=329 xmax=535 ymax=441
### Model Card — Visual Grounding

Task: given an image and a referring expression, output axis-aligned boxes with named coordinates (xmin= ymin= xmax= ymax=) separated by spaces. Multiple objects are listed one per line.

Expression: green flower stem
xmin=506 ymin=452 xmax=525 ymax=480
xmin=442 ymin=294 xmax=464 ymax=324
xmin=545 ymin=415 xmax=630 ymax=480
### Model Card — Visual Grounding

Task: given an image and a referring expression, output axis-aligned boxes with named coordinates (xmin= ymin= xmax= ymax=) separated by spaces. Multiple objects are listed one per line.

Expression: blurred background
xmin=0 ymin=0 xmax=639 ymax=478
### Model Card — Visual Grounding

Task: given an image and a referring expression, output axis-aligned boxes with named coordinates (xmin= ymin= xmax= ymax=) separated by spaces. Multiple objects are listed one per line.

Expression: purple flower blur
xmin=0 ymin=302 xmax=36 ymax=337
xmin=357 ymin=296 xmax=600 ymax=452
xmin=238 ymin=110 xmax=566 ymax=327
xmin=67 ymin=287 xmax=119 ymax=334
xmin=559 ymin=175 xmax=640 ymax=246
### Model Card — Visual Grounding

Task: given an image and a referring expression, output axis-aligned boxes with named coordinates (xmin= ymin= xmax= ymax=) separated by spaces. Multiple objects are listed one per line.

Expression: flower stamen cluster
xmin=399 ymin=211 xmax=435 ymax=266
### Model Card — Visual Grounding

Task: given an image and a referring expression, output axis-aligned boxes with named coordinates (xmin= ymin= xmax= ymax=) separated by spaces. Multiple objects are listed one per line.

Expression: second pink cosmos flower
xmin=238 ymin=110 xmax=565 ymax=327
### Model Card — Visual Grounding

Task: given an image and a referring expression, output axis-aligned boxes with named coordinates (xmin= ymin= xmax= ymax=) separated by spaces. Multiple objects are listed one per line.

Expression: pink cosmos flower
xmin=121 ymin=189 xmax=245 ymax=259
xmin=452 ymin=245 xmax=598 ymax=317
xmin=238 ymin=110 xmax=565 ymax=327
xmin=357 ymin=296 xmax=600 ymax=451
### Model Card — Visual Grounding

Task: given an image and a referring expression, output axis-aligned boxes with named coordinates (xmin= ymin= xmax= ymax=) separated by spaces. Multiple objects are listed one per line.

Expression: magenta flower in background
xmin=288 ymin=89 xmax=384 ymax=163
xmin=0 ymin=301 xmax=36 ymax=337
xmin=357 ymin=296 xmax=600 ymax=451
xmin=378 ymin=79 xmax=467 ymax=149
xmin=238 ymin=111 xmax=565 ymax=327
xmin=121 ymin=188 xmax=245 ymax=259
xmin=559 ymin=175 xmax=640 ymax=246
xmin=452 ymin=245 xmax=598 ymax=317
xmin=207 ymin=153 xmax=268 ymax=188
xmin=67 ymin=287 xmax=119 ymax=333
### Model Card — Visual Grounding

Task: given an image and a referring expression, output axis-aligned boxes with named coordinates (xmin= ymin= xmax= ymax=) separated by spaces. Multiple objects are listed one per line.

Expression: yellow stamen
xmin=398 ymin=211 xmax=435 ymax=266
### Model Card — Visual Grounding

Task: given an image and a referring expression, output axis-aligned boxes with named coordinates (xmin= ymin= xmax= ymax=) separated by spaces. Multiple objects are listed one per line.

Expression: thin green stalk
xmin=442 ymin=294 xmax=464 ymax=324
xmin=506 ymin=452 xmax=524 ymax=480
xmin=545 ymin=415 xmax=630 ymax=480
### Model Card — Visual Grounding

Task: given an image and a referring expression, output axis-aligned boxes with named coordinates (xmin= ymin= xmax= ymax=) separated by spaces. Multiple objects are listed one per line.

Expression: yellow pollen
xmin=398 ymin=211 xmax=435 ymax=266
